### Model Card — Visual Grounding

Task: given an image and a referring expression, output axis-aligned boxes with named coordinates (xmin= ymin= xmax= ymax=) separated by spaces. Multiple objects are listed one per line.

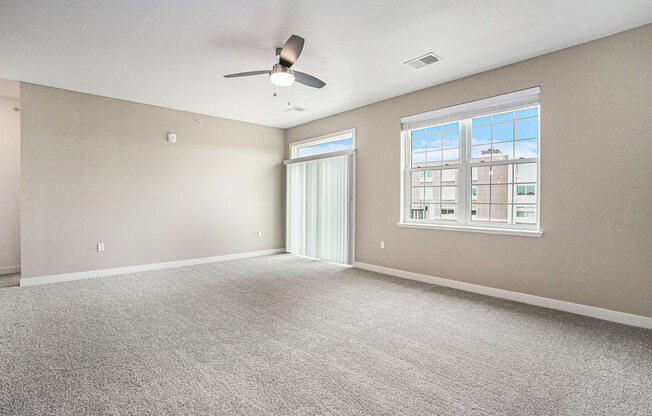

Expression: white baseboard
xmin=353 ymin=261 xmax=652 ymax=330
xmin=0 ymin=266 xmax=20 ymax=276
xmin=20 ymin=248 xmax=286 ymax=287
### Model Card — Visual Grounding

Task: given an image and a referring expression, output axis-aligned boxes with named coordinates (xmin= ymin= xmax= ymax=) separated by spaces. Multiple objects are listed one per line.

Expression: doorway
xmin=285 ymin=130 xmax=356 ymax=265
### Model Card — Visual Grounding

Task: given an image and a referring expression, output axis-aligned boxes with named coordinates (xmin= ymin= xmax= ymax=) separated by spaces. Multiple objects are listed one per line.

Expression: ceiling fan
xmin=223 ymin=35 xmax=326 ymax=89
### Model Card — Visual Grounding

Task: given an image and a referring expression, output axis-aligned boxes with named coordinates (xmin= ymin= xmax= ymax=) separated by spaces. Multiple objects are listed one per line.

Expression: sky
xmin=297 ymin=137 xmax=353 ymax=157
xmin=411 ymin=108 xmax=539 ymax=162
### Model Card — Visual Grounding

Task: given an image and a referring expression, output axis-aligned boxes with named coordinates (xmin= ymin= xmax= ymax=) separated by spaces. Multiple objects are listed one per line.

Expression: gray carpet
xmin=0 ymin=254 xmax=650 ymax=415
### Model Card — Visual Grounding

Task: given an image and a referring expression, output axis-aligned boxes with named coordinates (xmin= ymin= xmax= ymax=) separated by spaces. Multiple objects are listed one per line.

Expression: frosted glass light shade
xmin=270 ymin=71 xmax=295 ymax=87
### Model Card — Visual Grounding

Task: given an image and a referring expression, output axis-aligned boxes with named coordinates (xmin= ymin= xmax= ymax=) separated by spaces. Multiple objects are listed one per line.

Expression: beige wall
xmin=0 ymin=97 xmax=21 ymax=273
xmin=21 ymin=83 xmax=285 ymax=278
xmin=287 ymin=25 xmax=652 ymax=317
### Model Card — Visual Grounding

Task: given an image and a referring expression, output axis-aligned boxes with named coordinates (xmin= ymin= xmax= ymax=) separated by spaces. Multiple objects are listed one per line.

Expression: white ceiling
xmin=1 ymin=1 xmax=650 ymax=128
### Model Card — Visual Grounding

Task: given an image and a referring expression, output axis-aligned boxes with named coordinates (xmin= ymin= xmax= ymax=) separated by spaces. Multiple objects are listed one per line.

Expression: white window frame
xmin=398 ymin=88 xmax=542 ymax=237
xmin=290 ymin=128 xmax=356 ymax=159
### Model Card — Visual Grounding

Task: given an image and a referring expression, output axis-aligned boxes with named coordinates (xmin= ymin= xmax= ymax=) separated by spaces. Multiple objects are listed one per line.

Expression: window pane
xmin=515 ymin=117 xmax=538 ymax=140
xmin=473 ymin=185 xmax=490 ymax=204
xmin=430 ymin=170 xmax=442 ymax=186
xmin=472 ymin=145 xmax=493 ymax=162
xmin=427 ymin=133 xmax=442 ymax=150
xmin=412 ymin=152 xmax=426 ymax=168
xmin=443 ymin=122 xmax=459 ymax=131
xmin=443 ymin=130 xmax=459 ymax=148
xmin=490 ymin=164 xmax=512 ymax=184
xmin=515 ymin=205 xmax=536 ymax=224
xmin=411 ymin=171 xmax=423 ymax=186
xmin=490 ymin=204 xmax=509 ymax=223
xmin=443 ymin=148 xmax=459 ymax=164
xmin=471 ymin=203 xmax=490 ymax=221
xmin=515 ymin=107 xmax=538 ymax=119
xmin=472 ymin=125 xmax=491 ymax=145
xmin=515 ymin=184 xmax=536 ymax=203
xmin=492 ymin=121 xmax=514 ymax=142
xmin=441 ymin=168 xmax=457 ymax=184
xmin=515 ymin=139 xmax=538 ymax=159
xmin=425 ymin=125 xmax=442 ymax=135
xmin=426 ymin=150 xmax=442 ymax=166
xmin=426 ymin=204 xmax=439 ymax=220
xmin=441 ymin=204 xmax=456 ymax=220
xmin=411 ymin=135 xmax=426 ymax=152
xmin=410 ymin=204 xmax=426 ymax=220
xmin=441 ymin=186 xmax=457 ymax=202
xmin=412 ymin=128 xmax=426 ymax=137
xmin=490 ymin=185 xmax=512 ymax=204
xmin=492 ymin=142 xmax=514 ymax=160
xmin=517 ymin=185 xmax=526 ymax=195
xmin=424 ymin=187 xmax=436 ymax=202
xmin=296 ymin=137 xmax=353 ymax=157
xmin=493 ymin=111 xmax=514 ymax=123
xmin=472 ymin=166 xmax=490 ymax=184
xmin=472 ymin=116 xmax=491 ymax=127
xmin=411 ymin=187 xmax=424 ymax=203
xmin=515 ymin=163 xmax=537 ymax=183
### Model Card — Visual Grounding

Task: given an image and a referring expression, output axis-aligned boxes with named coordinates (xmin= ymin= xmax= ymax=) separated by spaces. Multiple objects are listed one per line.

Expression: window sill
xmin=396 ymin=222 xmax=542 ymax=237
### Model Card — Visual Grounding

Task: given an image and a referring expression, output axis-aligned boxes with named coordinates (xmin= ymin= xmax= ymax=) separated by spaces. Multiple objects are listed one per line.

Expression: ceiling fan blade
xmin=223 ymin=70 xmax=269 ymax=78
xmin=294 ymin=71 xmax=326 ymax=88
xmin=279 ymin=35 xmax=305 ymax=67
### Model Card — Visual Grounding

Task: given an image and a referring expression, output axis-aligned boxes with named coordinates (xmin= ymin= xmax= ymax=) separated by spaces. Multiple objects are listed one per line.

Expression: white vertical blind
xmin=286 ymin=153 xmax=354 ymax=264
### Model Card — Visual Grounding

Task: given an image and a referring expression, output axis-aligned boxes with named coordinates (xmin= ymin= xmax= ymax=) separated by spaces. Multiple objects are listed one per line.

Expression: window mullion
xmin=458 ymin=119 xmax=469 ymax=225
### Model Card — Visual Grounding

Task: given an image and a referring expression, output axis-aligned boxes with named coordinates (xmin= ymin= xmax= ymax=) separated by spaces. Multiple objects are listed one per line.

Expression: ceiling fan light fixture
xmin=270 ymin=64 xmax=295 ymax=87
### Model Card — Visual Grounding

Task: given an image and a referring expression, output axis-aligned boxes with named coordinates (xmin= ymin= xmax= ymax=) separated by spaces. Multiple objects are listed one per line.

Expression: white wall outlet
xmin=257 ymin=231 xmax=262 ymax=239
xmin=97 ymin=242 xmax=105 ymax=252
xmin=167 ymin=133 xmax=176 ymax=143
xmin=380 ymin=240 xmax=385 ymax=249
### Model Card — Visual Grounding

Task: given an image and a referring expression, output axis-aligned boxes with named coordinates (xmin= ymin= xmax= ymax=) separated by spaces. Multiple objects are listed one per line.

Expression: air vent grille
xmin=285 ymin=106 xmax=308 ymax=112
xmin=404 ymin=52 xmax=442 ymax=69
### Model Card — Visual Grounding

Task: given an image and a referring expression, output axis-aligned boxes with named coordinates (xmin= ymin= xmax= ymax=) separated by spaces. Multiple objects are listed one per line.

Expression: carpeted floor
xmin=0 ymin=254 xmax=650 ymax=415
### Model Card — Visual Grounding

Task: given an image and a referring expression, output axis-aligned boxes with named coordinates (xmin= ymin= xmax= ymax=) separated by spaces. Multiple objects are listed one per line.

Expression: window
xmin=290 ymin=129 xmax=355 ymax=159
xmin=516 ymin=185 xmax=535 ymax=196
xmin=515 ymin=206 xmax=536 ymax=223
xmin=400 ymin=87 xmax=540 ymax=235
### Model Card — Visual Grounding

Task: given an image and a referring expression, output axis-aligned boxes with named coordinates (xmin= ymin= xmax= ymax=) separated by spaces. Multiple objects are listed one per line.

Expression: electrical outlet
xmin=97 ymin=242 xmax=105 ymax=252
xmin=257 ymin=231 xmax=262 ymax=238
xmin=380 ymin=240 xmax=385 ymax=249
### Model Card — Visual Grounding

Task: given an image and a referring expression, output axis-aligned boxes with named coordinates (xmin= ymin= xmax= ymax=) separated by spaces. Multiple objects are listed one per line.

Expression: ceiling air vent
xmin=404 ymin=52 xmax=442 ymax=69
xmin=285 ymin=106 xmax=308 ymax=113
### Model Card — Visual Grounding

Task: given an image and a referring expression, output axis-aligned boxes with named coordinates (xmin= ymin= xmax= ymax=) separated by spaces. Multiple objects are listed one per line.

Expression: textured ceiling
xmin=1 ymin=0 xmax=650 ymax=128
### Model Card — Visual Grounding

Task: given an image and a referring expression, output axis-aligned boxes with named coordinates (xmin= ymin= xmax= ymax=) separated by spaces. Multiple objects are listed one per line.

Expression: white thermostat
xmin=167 ymin=133 xmax=177 ymax=143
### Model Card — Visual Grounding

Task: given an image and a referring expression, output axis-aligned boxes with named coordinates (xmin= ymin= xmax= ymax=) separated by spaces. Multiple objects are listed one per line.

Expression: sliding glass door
xmin=285 ymin=151 xmax=355 ymax=265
